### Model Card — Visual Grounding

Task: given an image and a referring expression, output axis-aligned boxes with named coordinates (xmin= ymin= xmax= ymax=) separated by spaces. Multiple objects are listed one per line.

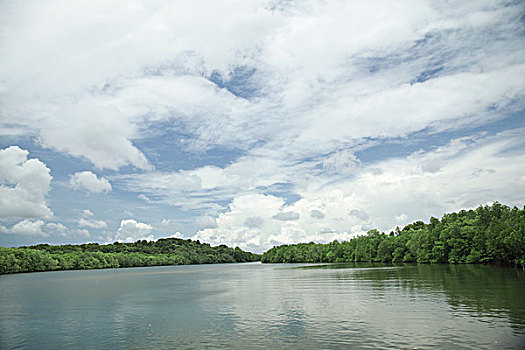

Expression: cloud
xmin=170 ymin=232 xmax=184 ymax=239
xmin=83 ymin=209 xmax=94 ymax=217
xmin=114 ymin=219 xmax=154 ymax=243
xmin=38 ymin=103 xmax=152 ymax=170
xmin=138 ymin=194 xmax=152 ymax=202
xmin=310 ymin=210 xmax=325 ymax=219
xmin=272 ymin=211 xmax=300 ymax=221
xmin=395 ymin=214 xmax=408 ymax=223
xmin=0 ymin=0 xmax=277 ymax=168
xmin=0 ymin=219 xmax=47 ymax=237
xmin=195 ymin=216 xmax=218 ymax=230
xmin=349 ymin=209 xmax=369 ymax=221
xmin=311 ymin=129 xmax=525 ymax=233
xmin=1 ymin=1 xmax=524 ymax=252
xmin=46 ymin=222 xmax=67 ymax=232
xmin=193 ymin=193 xmax=361 ymax=253
xmin=70 ymin=171 xmax=112 ymax=193
xmin=2 ymin=1 xmax=523 ymax=168
xmin=159 ymin=219 xmax=172 ymax=227
xmin=244 ymin=216 xmax=264 ymax=228
xmin=323 ymin=150 xmax=361 ymax=173
xmin=0 ymin=146 xmax=53 ymax=220
xmin=193 ymin=129 xmax=525 ymax=252
xmin=72 ymin=228 xmax=91 ymax=239
xmin=79 ymin=218 xmax=108 ymax=229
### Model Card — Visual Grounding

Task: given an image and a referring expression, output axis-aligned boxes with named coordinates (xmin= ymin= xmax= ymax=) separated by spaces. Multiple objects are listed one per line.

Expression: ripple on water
xmin=1 ymin=263 xmax=524 ymax=349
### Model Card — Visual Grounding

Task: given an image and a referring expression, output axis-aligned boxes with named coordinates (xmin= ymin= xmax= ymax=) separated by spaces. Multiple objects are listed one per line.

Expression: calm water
xmin=0 ymin=263 xmax=524 ymax=349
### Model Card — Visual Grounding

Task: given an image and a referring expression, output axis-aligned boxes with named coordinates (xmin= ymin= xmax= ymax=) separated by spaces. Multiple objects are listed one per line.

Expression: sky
xmin=1 ymin=0 xmax=524 ymax=253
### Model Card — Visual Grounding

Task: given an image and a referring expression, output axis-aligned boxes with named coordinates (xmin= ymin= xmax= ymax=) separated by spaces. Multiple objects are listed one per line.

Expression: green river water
xmin=1 ymin=262 xmax=524 ymax=349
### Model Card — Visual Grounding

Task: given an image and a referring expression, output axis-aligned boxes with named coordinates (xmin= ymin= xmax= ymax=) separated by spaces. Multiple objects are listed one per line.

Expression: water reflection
xmin=306 ymin=263 xmax=525 ymax=332
xmin=1 ymin=263 xmax=524 ymax=349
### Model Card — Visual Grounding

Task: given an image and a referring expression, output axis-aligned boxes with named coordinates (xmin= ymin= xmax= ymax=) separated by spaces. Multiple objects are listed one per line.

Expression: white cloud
xmin=170 ymin=232 xmax=184 ymax=239
xmin=115 ymin=219 xmax=154 ymax=243
xmin=46 ymin=222 xmax=67 ymax=232
xmin=323 ymin=150 xmax=361 ymax=173
xmin=192 ymin=193 xmax=361 ymax=253
xmin=138 ymin=194 xmax=152 ymax=202
xmin=79 ymin=218 xmax=108 ymax=229
xmin=39 ymin=102 xmax=152 ymax=170
xmin=244 ymin=217 xmax=264 ymax=228
xmin=395 ymin=214 xmax=408 ymax=223
xmin=1 ymin=1 xmax=524 ymax=251
xmin=310 ymin=210 xmax=325 ymax=219
xmin=272 ymin=211 xmax=300 ymax=221
xmin=83 ymin=209 xmax=94 ymax=217
xmin=194 ymin=129 xmax=525 ymax=252
xmin=0 ymin=219 xmax=47 ymax=237
xmin=0 ymin=146 xmax=53 ymax=220
xmin=2 ymin=0 xmax=523 ymax=169
xmin=44 ymin=222 xmax=69 ymax=238
xmin=70 ymin=171 xmax=112 ymax=193
xmin=73 ymin=228 xmax=91 ymax=239
xmin=195 ymin=216 xmax=217 ymax=230
xmin=349 ymin=209 xmax=369 ymax=221
xmin=159 ymin=219 xmax=172 ymax=227
xmin=0 ymin=0 xmax=277 ymax=168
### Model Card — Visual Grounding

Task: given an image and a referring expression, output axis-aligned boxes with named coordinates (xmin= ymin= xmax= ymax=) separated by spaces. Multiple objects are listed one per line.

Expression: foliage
xmin=0 ymin=238 xmax=260 ymax=274
xmin=2 ymin=203 xmax=524 ymax=274
xmin=262 ymin=203 xmax=525 ymax=267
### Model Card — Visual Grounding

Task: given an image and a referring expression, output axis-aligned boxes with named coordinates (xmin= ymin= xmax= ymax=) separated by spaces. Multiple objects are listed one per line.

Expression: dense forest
xmin=262 ymin=203 xmax=525 ymax=267
xmin=1 ymin=203 xmax=524 ymax=274
xmin=0 ymin=238 xmax=260 ymax=274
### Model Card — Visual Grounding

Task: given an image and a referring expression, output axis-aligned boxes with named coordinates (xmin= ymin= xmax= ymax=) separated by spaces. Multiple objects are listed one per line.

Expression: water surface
xmin=1 ymin=263 xmax=524 ymax=349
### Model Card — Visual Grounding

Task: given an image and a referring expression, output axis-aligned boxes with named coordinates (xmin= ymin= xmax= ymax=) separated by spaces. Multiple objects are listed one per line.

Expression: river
xmin=1 ymin=262 xmax=524 ymax=349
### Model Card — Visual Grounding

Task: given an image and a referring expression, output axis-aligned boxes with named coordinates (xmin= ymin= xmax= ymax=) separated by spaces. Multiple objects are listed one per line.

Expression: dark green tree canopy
xmin=262 ymin=203 xmax=525 ymax=267
xmin=0 ymin=238 xmax=260 ymax=274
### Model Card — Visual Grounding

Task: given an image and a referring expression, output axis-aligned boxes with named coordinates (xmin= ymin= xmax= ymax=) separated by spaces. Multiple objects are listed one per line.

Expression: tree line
xmin=262 ymin=203 xmax=525 ymax=267
xmin=0 ymin=238 xmax=260 ymax=274
xmin=2 ymin=202 xmax=524 ymax=274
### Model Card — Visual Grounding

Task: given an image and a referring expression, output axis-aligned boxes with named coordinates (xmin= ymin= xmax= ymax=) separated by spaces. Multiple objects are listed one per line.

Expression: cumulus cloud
xmin=70 ymin=171 xmax=112 ymax=193
xmin=323 ymin=150 xmax=361 ymax=173
xmin=272 ymin=211 xmax=300 ymax=221
xmin=0 ymin=146 xmax=53 ymax=220
xmin=244 ymin=217 xmax=264 ymax=228
xmin=159 ymin=219 xmax=173 ymax=227
xmin=193 ymin=193 xmax=361 ymax=253
xmin=79 ymin=218 xmax=108 ymax=229
xmin=310 ymin=210 xmax=325 ymax=219
xmin=43 ymin=222 xmax=69 ymax=238
xmin=1 ymin=1 xmax=524 ymax=251
xmin=114 ymin=157 xmax=292 ymax=210
xmin=138 ymin=194 xmax=152 ymax=202
xmin=72 ymin=228 xmax=91 ymax=239
xmin=0 ymin=219 xmax=47 ymax=237
xmin=0 ymin=0 xmax=276 ymax=168
xmin=114 ymin=219 xmax=154 ymax=243
xmin=2 ymin=1 xmax=523 ymax=167
xmin=170 ymin=232 xmax=184 ymax=239
xmin=195 ymin=216 xmax=218 ymax=230
xmin=395 ymin=214 xmax=408 ymax=223
xmin=193 ymin=130 xmax=525 ymax=252
xmin=46 ymin=222 xmax=67 ymax=232
xmin=349 ymin=209 xmax=369 ymax=221
xmin=35 ymin=102 xmax=152 ymax=170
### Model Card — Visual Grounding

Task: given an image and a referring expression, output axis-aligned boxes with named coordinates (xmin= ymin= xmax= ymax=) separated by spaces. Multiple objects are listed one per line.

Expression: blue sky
xmin=1 ymin=0 xmax=524 ymax=253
